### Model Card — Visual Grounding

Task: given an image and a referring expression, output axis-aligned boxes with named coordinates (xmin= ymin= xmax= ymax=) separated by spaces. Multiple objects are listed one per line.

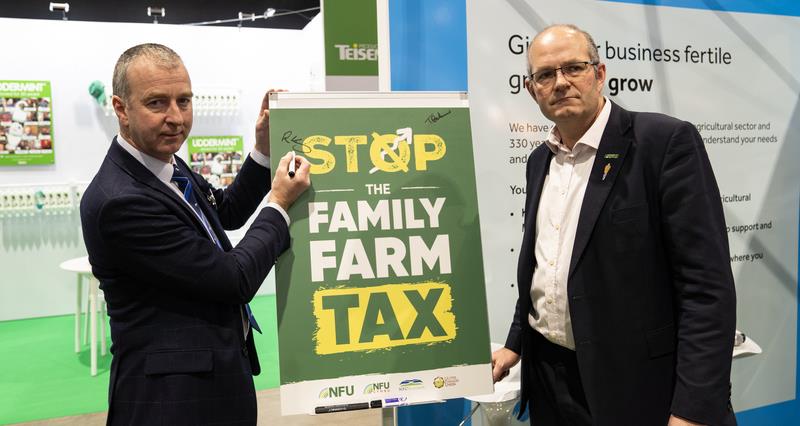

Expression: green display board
xmin=269 ymin=92 xmax=492 ymax=415
xmin=0 ymin=81 xmax=54 ymax=166
xmin=323 ymin=0 xmax=379 ymax=76
xmin=185 ymin=136 xmax=244 ymax=188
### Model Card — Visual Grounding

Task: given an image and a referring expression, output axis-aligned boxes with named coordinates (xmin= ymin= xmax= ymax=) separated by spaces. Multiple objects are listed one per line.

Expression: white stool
xmin=59 ymin=255 xmax=107 ymax=376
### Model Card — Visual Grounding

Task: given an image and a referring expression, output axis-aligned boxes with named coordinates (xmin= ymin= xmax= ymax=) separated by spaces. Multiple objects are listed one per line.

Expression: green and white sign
xmin=185 ymin=136 xmax=244 ymax=188
xmin=0 ymin=80 xmax=54 ymax=166
xmin=269 ymin=92 xmax=492 ymax=415
xmin=322 ymin=0 xmax=379 ymax=90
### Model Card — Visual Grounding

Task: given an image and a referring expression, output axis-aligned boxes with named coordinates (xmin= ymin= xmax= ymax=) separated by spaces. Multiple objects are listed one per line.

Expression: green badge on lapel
xmin=604 ymin=153 xmax=620 ymax=159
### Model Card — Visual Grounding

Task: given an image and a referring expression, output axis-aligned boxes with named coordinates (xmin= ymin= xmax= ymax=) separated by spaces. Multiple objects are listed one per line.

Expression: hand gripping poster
xmin=269 ymin=92 xmax=492 ymax=415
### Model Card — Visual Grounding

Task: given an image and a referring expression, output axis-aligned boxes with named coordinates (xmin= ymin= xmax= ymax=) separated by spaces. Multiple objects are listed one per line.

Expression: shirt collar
xmin=545 ymin=96 xmax=612 ymax=154
xmin=116 ymin=134 xmax=176 ymax=185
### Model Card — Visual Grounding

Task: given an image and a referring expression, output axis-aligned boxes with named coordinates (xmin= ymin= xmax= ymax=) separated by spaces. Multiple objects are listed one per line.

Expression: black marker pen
xmin=314 ymin=400 xmax=381 ymax=414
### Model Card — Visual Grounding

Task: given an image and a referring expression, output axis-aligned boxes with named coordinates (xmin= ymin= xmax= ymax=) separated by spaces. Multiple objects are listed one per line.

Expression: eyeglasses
xmin=528 ymin=61 xmax=598 ymax=87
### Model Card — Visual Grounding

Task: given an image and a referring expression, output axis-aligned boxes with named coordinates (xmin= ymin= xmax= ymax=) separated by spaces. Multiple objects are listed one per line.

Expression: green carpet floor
xmin=0 ymin=294 xmax=281 ymax=425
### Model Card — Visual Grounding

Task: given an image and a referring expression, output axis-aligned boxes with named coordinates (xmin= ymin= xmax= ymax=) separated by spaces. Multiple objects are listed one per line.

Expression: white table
xmin=59 ymin=255 xmax=106 ymax=376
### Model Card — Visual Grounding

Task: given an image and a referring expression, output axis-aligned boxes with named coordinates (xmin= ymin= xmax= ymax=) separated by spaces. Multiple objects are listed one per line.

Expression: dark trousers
xmin=528 ymin=329 xmax=592 ymax=426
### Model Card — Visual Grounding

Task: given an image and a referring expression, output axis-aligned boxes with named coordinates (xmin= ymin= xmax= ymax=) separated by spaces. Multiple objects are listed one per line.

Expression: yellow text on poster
xmin=313 ymin=282 xmax=456 ymax=354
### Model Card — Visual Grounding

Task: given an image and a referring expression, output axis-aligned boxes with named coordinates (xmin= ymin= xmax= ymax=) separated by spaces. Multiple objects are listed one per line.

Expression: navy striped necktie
xmin=171 ymin=164 xmax=261 ymax=335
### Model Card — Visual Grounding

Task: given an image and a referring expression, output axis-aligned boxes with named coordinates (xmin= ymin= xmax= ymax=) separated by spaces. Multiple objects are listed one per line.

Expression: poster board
xmin=269 ymin=92 xmax=493 ymax=415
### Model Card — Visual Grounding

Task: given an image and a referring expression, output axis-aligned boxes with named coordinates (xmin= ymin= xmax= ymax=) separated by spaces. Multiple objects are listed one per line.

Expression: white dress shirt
xmin=528 ymin=98 xmax=611 ymax=350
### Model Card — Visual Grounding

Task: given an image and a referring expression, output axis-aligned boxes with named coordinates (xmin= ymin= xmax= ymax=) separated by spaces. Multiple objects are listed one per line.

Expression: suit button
xmin=242 ymin=346 xmax=249 ymax=357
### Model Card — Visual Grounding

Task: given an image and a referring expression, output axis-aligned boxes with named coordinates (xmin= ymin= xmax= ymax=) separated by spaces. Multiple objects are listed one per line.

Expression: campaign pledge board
xmin=269 ymin=92 xmax=492 ymax=415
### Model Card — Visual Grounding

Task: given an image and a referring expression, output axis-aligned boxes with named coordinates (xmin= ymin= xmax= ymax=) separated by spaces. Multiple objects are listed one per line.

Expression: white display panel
xmin=466 ymin=0 xmax=798 ymax=413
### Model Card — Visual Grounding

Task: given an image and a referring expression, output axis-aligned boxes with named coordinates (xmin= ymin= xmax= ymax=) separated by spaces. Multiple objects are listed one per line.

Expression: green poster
xmin=323 ymin=0 xmax=378 ymax=76
xmin=0 ymin=81 xmax=54 ymax=166
xmin=269 ymin=92 xmax=492 ymax=415
xmin=185 ymin=136 xmax=244 ymax=188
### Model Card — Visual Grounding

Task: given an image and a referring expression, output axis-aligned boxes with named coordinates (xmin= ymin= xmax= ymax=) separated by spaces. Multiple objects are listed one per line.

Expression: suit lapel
xmin=568 ymin=102 xmax=634 ymax=279
xmin=107 ymin=139 xmax=210 ymax=236
xmin=174 ymin=156 xmax=233 ymax=251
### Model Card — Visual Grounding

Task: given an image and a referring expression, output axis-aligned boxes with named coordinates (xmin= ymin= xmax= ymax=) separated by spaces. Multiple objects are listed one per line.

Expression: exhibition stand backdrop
xmin=0 ymin=1 xmax=798 ymax=424
xmin=391 ymin=0 xmax=799 ymax=425
xmin=0 ymin=16 xmax=325 ymax=321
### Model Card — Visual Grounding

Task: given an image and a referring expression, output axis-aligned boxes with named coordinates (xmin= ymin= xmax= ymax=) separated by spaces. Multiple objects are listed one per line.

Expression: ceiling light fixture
xmin=147 ymin=7 xmax=166 ymax=24
xmin=238 ymin=12 xmax=257 ymax=28
xmin=48 ymin=2 xmax=70 ymax=21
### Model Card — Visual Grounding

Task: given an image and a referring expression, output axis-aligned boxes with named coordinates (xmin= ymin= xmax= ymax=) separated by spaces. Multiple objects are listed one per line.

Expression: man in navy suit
xmin=80 ymin=43 xmax=310 ymax=425
xmin=490 ymin=25 xmax=737 ymax=426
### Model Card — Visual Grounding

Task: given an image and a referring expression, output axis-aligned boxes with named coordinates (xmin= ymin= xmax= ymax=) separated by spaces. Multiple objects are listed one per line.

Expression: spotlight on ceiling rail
xmin=49 ymin=2 xmax=70 ymax=20
xmin=147 ymin=7 xmax=166 ymax=24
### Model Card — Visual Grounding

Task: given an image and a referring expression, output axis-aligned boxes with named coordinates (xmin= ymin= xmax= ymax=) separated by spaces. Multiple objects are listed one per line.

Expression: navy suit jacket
xmin=81 ymin=139 xmax=289 ymax=425
xmin=506 ymin=102 xmax=737 ymax=425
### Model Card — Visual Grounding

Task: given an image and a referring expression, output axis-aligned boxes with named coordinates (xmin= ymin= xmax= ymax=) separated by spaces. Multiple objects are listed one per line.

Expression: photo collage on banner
xmin=269 ymin=92 xmax=492 ymax=415
xmin=185 ymin=136 xmax=244 ymax=188
xmin=0 ymin=80 xmax=54 ymax=166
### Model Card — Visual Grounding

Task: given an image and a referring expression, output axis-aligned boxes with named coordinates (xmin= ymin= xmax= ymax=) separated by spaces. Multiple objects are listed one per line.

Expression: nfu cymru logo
xmin=319 ymin=385 xmax=355 ymax=399
xmin=364 ymin=382 xmax=391 ymax=394
xmin=334 ymin=43 xmax=378 ymax=61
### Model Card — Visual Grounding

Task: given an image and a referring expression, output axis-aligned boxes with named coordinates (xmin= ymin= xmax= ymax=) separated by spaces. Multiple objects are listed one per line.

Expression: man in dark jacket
xmin=491 ymin=25 xmax=737 ymax=426
xmin=81 ymin=43 xmax=310 ymax=425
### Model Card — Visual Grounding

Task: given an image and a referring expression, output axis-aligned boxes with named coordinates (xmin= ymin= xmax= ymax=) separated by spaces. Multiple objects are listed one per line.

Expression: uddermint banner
xmin=185 ymin=136 xmax=244 ymax=188
xmin=269 ymin=92 xmax=492 ymax=415
xmin=0 ymin=80 xmax=54 ymax=166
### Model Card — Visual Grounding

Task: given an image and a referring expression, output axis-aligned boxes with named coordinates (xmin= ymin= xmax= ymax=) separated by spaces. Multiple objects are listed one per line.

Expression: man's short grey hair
xmin=526 ymin=24 xmax=600 ymax=76
xmin=112 ymin=43 xmax=183 ymax=101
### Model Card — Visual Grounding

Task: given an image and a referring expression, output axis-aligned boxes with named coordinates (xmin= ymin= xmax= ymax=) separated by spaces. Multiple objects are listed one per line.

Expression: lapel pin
xmin=604 ymin=153 xmax=619 ymax=159
xmin=602 ymin=163 xmax=612 ymax=181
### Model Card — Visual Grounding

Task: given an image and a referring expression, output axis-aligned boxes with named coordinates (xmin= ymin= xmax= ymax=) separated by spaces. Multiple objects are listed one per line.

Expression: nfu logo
xmin=319 ymin=385 xmax=355 ymax=399
xmin=364 ymin=382 xmax=391 ymax=394
xmin=335 ymin=43 xmax=378 ymax=61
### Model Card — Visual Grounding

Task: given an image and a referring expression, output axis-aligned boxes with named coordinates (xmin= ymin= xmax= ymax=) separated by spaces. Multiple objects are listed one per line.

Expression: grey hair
xmin=112 ymin=43 xmax=183 ymax=100
xmin=526 ymin=24 xmax=600 ymax=76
